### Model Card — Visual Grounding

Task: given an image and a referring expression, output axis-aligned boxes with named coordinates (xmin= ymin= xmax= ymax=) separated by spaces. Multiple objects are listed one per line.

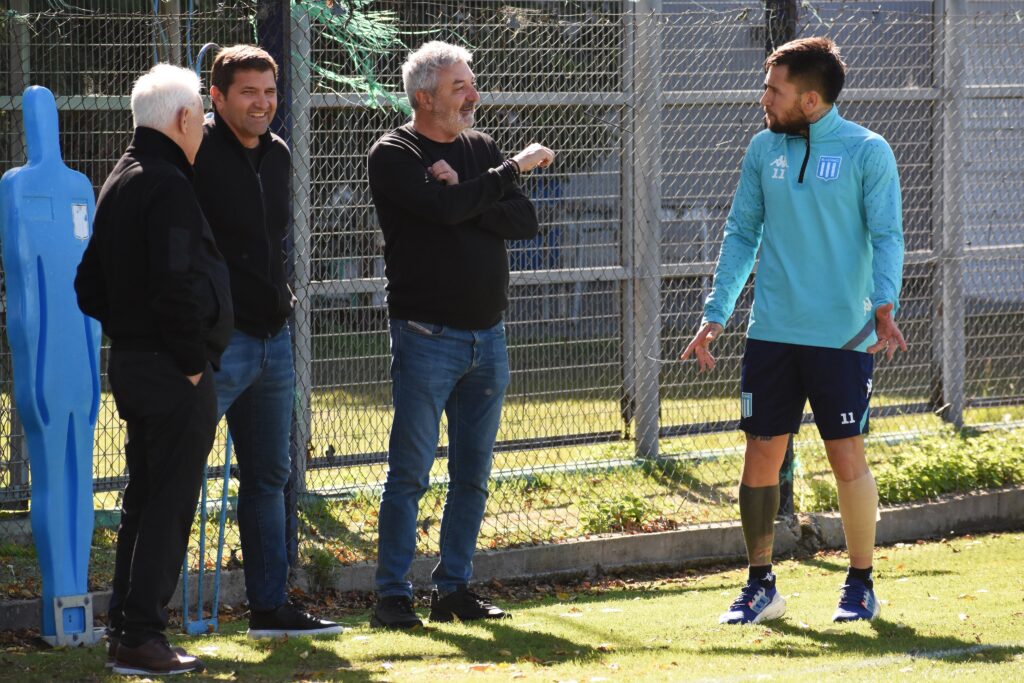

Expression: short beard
xmin=765 ymin=109 xmax=808 ymax=135
xmin=440 ymin=109 xmax=474 ymax=136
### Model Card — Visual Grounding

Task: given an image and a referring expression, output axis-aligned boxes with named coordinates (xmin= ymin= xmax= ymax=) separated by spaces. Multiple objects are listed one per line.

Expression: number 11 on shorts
xmin=840 ymin=411 xmax=855 ymax=425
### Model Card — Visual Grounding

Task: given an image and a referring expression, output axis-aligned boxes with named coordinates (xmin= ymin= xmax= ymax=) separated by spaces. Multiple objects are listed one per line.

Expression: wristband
xmin=496 ymin=158 xmax=521 ymax=183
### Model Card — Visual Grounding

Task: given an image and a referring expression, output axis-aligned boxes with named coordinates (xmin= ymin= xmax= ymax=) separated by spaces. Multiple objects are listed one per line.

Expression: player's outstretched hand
xmin=866 ymin=303 xmax=907 ymax=361
xmin=680 ymin=322 xmax=723 ymax=372
xmin=512 ymin=143 xmax=555 ymax=173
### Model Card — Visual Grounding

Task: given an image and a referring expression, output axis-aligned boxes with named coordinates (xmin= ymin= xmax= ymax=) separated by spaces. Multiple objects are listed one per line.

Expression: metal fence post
xmin=764 ymin=0 xmax=797 ymax=52
xmin=620 ymin=6 xmax=637 ymax=438
xmin=631 ymin=0 xmax=663 ymax=459
xmin=6 ymin=0 xmax=29 ymax=164
xmin=155 ymin=0 xmax=182 ymax=66
xmin=289 ymin=5 xmax=313 ymax=497
xmin=765 ymin=0 xmax=798 ymax=517
xmin=3 ymin=0 xmax=32 ymax=512
xmin=929 ymin=0 xmax=948 ymax=417
xmin=941 ymin=0 xmax=967 ymax=428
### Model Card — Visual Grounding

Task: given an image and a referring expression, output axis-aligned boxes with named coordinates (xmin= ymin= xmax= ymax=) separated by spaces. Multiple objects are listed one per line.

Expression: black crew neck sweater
xmin=367 ymin=122 xmax=539 ymax=329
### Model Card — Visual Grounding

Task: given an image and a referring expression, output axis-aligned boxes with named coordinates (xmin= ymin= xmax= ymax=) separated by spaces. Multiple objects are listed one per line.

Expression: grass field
xmin=3 ymin=530 xmax=1022 ymax=681
xmin=1 ymin=419 xmax=1021 ymax=600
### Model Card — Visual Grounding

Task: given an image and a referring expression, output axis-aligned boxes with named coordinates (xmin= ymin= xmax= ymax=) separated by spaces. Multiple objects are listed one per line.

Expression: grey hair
xmin=402 ymin=41 xmax=473 ymax=109
xmin=130 ymin=63 xmax=203 ymax=130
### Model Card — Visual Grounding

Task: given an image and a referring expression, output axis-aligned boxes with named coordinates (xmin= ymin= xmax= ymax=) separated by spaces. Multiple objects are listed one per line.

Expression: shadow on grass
xmin=880 ymin=568 xmax=959 ymax=578
xmin=700 ymin=618 xmax=1023 ymax=664
xmin=800 ymin=555 xmax=958 ymax=580
xmin=477 ymin=578 xmax=741 ymax=617
xmin=409 ymin=618 xmax=606 ymax=666
xmin=798 ymin=555 xmax=861 ymax=573
xmin=186 ymin=635 xmax=376 ymax=682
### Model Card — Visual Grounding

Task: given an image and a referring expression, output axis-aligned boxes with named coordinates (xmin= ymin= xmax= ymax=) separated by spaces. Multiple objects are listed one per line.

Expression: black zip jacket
xmin=192 ymin=111 xmax=293 ymax=338
xmin=74 ymin=127 xmax=234 ymax=374
xmin=368 ymin=123 xmax=538 ymax=329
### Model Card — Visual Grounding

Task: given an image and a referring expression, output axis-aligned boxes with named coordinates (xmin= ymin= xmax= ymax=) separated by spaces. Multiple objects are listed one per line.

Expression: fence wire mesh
xmin=0 ymin=0 xmax=1022 ymax=592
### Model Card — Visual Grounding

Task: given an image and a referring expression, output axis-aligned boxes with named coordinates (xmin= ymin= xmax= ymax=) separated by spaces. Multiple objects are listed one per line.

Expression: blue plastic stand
xmin=0 ymin=86 xmax=102 ymax=646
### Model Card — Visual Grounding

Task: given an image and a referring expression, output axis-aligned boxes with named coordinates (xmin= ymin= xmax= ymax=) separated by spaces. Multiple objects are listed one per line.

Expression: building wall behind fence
xmin=0 ymin=1 xmax=1021 ymax=568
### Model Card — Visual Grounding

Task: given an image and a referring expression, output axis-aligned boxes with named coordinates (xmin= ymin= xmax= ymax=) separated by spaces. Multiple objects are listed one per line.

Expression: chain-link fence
xmin=1 ymin=0 xmax=1022 ymax=590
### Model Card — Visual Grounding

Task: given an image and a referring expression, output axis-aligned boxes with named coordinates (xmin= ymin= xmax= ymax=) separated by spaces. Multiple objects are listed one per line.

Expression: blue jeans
xmin=214 ymin=326 xmax=294 ymax=611
xmin=376 ymin=319 xmax=510 ymax=597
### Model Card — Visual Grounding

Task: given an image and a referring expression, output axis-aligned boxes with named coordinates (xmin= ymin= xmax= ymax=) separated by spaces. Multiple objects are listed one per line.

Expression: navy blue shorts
xmin=739 ymin=339 xmax=874 ymax=440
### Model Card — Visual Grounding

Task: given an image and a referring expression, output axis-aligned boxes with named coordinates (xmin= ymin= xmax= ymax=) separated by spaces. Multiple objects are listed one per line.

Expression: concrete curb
xmin=2 ymin=486 xmax=1021 ymax=632
xmin=0 ymin=568 xmax=252 ymax=633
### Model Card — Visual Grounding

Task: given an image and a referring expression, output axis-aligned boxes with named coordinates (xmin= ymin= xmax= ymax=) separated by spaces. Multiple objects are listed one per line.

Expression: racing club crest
xmin=816 ymin=155 xmax=842 ymax=181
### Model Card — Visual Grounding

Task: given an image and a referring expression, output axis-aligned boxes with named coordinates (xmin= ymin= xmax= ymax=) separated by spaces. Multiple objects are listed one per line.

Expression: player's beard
xmin=764 ymin=103 xmax=808 ymax=135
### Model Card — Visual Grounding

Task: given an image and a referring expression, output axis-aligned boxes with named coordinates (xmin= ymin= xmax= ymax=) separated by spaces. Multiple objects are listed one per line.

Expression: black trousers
xmin=106 ymin=350 xmax=217 ymax=645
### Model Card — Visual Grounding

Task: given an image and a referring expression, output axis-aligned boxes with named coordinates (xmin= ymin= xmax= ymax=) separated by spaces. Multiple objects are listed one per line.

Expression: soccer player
xmin=681 ymin=37 xmax=906 ymax=624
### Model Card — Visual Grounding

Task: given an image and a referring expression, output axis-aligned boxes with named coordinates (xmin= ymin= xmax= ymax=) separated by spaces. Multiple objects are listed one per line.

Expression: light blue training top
xmin=702 ymin=106 xmax=904 ymax=352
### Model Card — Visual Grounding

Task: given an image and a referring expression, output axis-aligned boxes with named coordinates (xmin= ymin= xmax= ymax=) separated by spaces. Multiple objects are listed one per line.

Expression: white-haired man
xmin=76 ymin=64 xmax=233 ymax=675
xmin=367 ymin=41 xmax=554 ymax=629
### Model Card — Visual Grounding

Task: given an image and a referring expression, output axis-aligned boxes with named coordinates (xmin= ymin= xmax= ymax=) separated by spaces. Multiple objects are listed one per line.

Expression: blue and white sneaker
xmin=719 ymin=575 xmax=786 ymax=625
xmin=832 ymin=579 xmax=881 ymax=622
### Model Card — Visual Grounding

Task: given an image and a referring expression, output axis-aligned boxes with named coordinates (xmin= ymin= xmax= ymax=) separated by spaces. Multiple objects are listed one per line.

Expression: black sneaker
xmin=247 ymin=602 xmax=344 ymax=639
xmin=370 ymin=595 xmax=423 ymax=630
xmin=112 ymin=637 xmax=205 ymax=676
xmin=429 ymin=587 xmax=510 ymax=622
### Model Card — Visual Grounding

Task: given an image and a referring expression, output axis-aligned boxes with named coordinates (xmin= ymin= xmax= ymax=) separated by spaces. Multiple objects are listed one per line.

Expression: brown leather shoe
xmin=112 ymin=638 xmax=205 ymax=676
xmin=106 ymin=634 xmax=188 ymax=669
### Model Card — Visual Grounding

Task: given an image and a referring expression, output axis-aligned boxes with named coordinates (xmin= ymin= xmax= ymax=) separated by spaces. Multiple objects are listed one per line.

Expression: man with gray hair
xmin=76 ymin=64 xmax=232 ymax=675
xmin=368 ymin=40 xmax=554 ymax=629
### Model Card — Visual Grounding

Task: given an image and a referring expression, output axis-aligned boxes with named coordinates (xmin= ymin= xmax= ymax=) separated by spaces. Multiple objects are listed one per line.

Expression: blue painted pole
xmin=182 ymin=434 xmax=233 ymax=635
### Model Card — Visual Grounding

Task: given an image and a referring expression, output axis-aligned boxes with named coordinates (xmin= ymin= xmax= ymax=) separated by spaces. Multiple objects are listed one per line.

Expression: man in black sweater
xmin=368 ymin=40 xmax=554 ymax=629
xmin=75 ymin=64 xmax=231 ymax=676
xmin=192 ymin=45 xmax=340 ymax=638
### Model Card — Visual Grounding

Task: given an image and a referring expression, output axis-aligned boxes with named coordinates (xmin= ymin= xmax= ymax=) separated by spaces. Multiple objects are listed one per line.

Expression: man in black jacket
xmin=75 ymin=64 xmax=231 ymax=676
xmin=368 ymin=40 xmax=554 ymax=629
xmin=193 ymin=45 xmax=340 ymax=638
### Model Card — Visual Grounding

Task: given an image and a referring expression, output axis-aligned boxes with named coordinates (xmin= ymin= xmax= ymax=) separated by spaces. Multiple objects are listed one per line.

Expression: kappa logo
xmin=863 ymin=297 xmax=872 ymax=314
xmin=817 ymin=155 xmax=842 ymax=181
xmin=770 ymin=154 xmax=787 ymax=180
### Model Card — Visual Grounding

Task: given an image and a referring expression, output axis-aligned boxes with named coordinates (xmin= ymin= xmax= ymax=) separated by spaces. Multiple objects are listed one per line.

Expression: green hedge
xmin=802 ymin=427 xmax=1024 ymax=511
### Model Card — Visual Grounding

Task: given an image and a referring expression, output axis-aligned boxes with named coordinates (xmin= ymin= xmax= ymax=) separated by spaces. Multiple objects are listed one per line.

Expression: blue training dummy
xmin=0 ymin=86 xmax=102 ymax=646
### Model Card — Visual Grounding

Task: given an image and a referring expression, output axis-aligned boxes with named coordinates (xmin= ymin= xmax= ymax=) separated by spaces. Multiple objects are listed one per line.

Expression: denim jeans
xmin=214 ymin=326 xmax=294 ymax=611
xmin=376 ymin=318 xmax=510 ymax=597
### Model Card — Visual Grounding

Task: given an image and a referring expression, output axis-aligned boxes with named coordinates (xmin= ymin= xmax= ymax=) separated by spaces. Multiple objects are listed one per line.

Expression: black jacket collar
xmin=128 ymin=126 xmax=193 ymax=178
xmin=209 ymin=109 xmax=275 ymax=151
